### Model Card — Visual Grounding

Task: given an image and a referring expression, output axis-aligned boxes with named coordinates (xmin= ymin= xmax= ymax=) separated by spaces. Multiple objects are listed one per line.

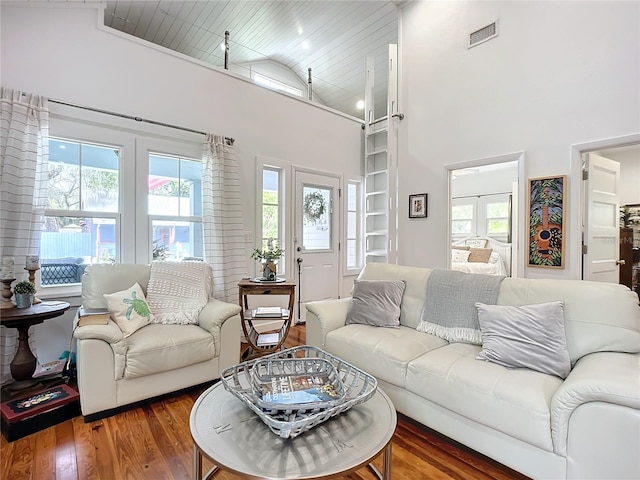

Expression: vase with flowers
xmin=251 ymin=239 xmax=284 ymax=281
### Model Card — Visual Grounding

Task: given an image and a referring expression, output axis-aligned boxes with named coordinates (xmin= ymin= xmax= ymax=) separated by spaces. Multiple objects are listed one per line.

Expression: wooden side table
xmin=0 ymin=301 xmax=70 ymax=387
xmin=238 ymin=280 xmax=296 ymax=360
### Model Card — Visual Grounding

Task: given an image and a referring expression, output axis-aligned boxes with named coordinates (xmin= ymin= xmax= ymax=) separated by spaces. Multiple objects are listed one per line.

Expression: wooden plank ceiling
xmin=101 ymin=0 xmax=399 ymax=119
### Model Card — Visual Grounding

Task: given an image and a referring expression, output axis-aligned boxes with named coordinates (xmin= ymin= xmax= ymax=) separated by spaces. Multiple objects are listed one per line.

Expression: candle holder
xmin=1 ymin=278 xmax=16 ymax=309
xmin=25 ymin=267 xmax=41 ymax=304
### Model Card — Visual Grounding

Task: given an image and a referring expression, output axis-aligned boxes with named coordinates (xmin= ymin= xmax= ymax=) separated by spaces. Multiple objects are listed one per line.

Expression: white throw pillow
xmin=475 ymin=301 xmax=571 ymax=378
xmin=103 ymin=282 xmax=154 ymax=337
xmin=451 ymin=248 xmax=471 ymax=263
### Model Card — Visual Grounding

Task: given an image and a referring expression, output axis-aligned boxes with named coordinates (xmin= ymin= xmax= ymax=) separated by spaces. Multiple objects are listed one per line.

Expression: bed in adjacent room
xmin=451 ymin=237 xmax=511 ymax=276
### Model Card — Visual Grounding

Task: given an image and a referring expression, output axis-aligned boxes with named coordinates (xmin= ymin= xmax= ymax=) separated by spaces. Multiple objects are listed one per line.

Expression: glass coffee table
xmin=190 ymin=378 xmax=396 ymax=479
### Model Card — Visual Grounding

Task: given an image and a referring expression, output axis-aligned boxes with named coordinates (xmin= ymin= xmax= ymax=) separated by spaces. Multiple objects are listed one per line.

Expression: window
xmin=486 ymin=201 xmax=510 ymax=236
xmin=451 ymin=203 xmax=475 ymax=237
xmin=42 ymin=108 xmax=203 ymax=291
xmin=253 ymin=72 xmax=302 ymax=97
xmin=42 ymin=137 xmax=121 ymax=286
xmin=148 ymin=153 xmax=202 ymax=261
xmin=261 ymin=167 xmax=285 ymax=274
xmin=346 ymin=181 xmax=362 ymax=270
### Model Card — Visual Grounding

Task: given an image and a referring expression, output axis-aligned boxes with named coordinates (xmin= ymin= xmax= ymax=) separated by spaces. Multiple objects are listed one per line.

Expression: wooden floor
xmin=1 ymin=324 xmax=530 ymax=480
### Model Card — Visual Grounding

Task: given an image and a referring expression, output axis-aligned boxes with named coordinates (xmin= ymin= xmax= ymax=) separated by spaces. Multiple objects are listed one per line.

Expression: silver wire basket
xmin=221 ymin=345 xmax=378 ymax=439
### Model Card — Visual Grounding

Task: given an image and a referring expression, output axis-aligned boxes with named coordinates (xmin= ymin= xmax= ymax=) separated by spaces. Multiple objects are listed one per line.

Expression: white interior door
xmin=295 ymin=171 xmax=340 ymax=322
xmin=583 ymin=153 xmax=621 ymax=282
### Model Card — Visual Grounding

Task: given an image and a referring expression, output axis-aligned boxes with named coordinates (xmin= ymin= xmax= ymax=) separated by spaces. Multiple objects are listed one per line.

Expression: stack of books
xmin=251 ymin=307 xmax=289 ymax=318
xmin=76 ymin=307 xmax=111 ymax=327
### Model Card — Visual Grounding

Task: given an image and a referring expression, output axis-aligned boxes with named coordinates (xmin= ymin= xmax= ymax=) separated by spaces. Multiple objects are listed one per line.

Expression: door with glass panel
xmin=294 ymin=171 xmax=340 ymax=322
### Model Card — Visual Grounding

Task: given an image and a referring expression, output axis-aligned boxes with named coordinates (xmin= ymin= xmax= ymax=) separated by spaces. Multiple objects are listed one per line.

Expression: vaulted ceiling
xmin=101 ymin=1 xmax=399 ymax=119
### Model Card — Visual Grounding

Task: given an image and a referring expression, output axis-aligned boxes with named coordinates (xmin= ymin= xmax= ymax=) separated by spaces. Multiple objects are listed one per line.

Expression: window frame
xmin=42 ymin=106 xmax=202 ymax=297
xmin=345 ymin=179 xmax=363 ymax=274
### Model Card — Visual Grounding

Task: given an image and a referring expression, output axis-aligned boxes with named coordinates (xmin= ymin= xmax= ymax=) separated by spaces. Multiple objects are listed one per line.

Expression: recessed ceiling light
xmin=356 ymin=100 xmax=365 ymax=110
xmin=219 ymin=42 xmax=226 ymax=51
xmin=301 ymin=40 xmax=310 ymax=50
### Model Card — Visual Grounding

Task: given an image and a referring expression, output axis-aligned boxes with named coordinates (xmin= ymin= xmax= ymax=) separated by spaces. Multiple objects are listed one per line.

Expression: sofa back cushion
xmin=82 ymin=264 xmax=151 ymax=309
xmin=357 ymin=263 xmax=431 ymax=329
xmin=498 ymin=278 xmax=640 ymax=363
xmin=357 ymin=263 xmax=640 ymax=362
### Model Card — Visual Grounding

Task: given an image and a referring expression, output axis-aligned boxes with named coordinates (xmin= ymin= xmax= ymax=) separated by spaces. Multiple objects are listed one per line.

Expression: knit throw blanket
xmin=146 ymin=261 xmax=212 ymax=325
xmin=417 ymin=269 xmax=505 ymax=344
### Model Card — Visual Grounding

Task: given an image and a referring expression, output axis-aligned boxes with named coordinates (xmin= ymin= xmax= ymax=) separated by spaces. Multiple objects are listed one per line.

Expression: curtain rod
xmin=48 ymin=99 xmax=235 ymax=146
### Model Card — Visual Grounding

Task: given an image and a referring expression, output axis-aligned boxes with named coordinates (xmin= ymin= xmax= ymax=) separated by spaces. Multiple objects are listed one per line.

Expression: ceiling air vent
xmin=469 ymin=21 xmax=498 ymax=48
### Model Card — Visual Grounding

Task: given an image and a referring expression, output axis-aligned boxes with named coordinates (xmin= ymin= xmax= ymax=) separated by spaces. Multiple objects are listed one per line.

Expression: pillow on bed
xmin=451 ymin=248 xmax=471 ymax=263
xmin=465 ymin=238 xmax=488 ymax=248
xmin=468 ymin=248 xmax=493 ymax=263
xmin=452 ymin=245 xmax=470 ymax=251
xmin=488 ymin=252 xmax=501 ymax=264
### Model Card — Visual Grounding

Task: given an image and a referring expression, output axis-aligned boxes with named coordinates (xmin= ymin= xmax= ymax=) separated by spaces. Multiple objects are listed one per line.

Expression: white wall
xmin=1 ymin=3 xmax=363 ymax=362
xmin=398 ymin=0 xmax=640 ymax=279
xmin=597 ymin=147 xmax=640 ymax=206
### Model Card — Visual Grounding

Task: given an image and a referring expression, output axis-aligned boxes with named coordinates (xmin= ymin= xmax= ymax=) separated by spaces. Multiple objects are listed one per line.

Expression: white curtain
xmin=202 ymin=134 xmax=245 ymax=303
xmin=0 ymin=87 xmax=49 ymax=384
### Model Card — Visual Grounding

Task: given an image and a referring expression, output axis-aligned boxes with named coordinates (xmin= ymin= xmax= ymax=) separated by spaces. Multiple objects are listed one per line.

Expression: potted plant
xmin=251 ymin=239 xmax=284 ymax=280
xmin=13 ymin=280 xmax=36 ymax=308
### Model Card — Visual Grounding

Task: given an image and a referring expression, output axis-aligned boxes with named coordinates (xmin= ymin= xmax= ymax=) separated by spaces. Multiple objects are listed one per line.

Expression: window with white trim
xmin=346 ymin=181 xmax=362 ymax=270
xmin=261 ymin=166 xmax=285 ymax=275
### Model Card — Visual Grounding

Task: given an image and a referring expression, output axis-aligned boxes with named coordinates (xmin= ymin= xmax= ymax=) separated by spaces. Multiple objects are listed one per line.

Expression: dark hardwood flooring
xmin=1 ymin=323 xmax=530 ymax=479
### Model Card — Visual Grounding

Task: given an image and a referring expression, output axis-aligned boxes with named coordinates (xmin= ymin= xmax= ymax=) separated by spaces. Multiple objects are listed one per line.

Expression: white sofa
xmin=73 ymin=263 xmax=241 ymax=420
xmin=306 ymin=263 xmax=640 ymax=480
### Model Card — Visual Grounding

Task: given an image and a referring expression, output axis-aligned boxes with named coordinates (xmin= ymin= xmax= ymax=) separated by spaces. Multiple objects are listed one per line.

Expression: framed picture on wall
xmin=528 ymin=175 xmax=566 ymax=268
xmin=409 ymin=193 xmax=428 ymax=218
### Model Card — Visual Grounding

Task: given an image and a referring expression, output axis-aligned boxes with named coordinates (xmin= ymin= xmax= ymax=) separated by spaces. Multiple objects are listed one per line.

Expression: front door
xmin=294 ymin=171 xmax=340 ymax=323
xmin=583 ymin=153 xmax=621 ymax=283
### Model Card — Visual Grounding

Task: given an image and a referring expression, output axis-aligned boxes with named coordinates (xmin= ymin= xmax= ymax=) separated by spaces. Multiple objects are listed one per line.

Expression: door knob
xmin=616 ymin=259 xmax=626 ymax=266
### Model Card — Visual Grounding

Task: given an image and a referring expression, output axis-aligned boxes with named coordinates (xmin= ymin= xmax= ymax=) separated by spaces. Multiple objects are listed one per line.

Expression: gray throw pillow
xmin=475 ymin=301 xmax=571 ymax=378
xmin=345 ymin=280 xmax=406 ymax=328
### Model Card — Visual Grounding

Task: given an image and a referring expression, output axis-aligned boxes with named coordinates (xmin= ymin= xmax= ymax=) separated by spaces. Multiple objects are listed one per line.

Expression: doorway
xmin=294 ymin=170 xmax=340 ymax=322
xmin=575 ymin=139 xmax=640 ymax=284
xmin=447 ymin=152 xmax=525 ymax=278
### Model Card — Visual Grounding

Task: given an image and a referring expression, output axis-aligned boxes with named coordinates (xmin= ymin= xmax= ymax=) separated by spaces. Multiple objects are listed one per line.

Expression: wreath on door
xmin=303 ymin=191 xmax=326 ymax=224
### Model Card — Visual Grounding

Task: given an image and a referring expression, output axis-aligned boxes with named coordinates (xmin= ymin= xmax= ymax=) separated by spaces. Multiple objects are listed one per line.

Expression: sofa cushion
xmin=356 ymin=263 xmax=432 ymax=329
xmin=345 ymin=280 xmax=405 ymax=328
xmin=123 ymin=323 xmax=215 ymax=379
xmin=497 ymin=278 xmax=640 ymax=362
xmin=475 ymin=301 xmax=571 ymax=378
xmin=82 ymin=264 xmax=152 ymax=309
xmin=406 ymin=343 xmax=562 ymax=452
xmin=103 ymin=282 xmax=154 ymax=337
xmin=324 ymin=324 xmax=447 ymax=388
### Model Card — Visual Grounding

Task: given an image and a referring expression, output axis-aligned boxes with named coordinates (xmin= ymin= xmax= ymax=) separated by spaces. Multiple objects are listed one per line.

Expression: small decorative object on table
xmin=222 ymin=345 xmax=377 ymax=439
xmin=24 ymin=255 xmax=41 ymax=304
xmin=12 ymin=281 xmax=36 ymax=309
xmin=250 ymin=238 xmax=284 ymax=281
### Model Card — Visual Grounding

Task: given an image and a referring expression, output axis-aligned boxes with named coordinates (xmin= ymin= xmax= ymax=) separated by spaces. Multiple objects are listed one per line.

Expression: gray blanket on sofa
xmin=417 ymin=269 xmax=505 ymax=344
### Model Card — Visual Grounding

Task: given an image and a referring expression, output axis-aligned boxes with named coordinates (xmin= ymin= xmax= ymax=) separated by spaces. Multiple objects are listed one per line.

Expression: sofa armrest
xmin=197 ymin=299 xmax=242 ymax=353
xmin=73 ymin=321 xmax=125 ymax=344
xmin=550 ymin=351 xmax=640 ymax=456
xmin=73 ymin=321 xmax=128 ymax=380
xmin=306 ymin=297 xmax=353 ymax=348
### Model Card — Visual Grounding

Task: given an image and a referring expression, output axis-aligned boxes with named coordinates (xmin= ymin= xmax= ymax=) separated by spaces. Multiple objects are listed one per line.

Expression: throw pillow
xmin=345 ymin=280 xmax=406 ymax=328
xmin=475 ymin=301 xmax=571 ymax=378
xmin=468 ymin=248 xmax=493 ymax=263
xmin=465 ymin=238 xmax=488 ymax=248
xmin=451 ymin=248 xmax=472 ymax=263
xmin=103 ymin=282 xmax=154 ymax=337
xmin=451 ymin=245 xmax=470 ymax=251
xmin=146 ymin=261 xmax=211 ymax=325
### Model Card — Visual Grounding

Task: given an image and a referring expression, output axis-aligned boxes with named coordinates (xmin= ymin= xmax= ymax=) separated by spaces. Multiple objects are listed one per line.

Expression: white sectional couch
xmin=74 ymin=263 xmax=241 ymax=420
xmin=306 ymin=263 xmax=640 ymax=480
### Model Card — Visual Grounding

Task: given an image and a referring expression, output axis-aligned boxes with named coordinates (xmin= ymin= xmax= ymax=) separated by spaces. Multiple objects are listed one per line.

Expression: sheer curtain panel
xmin=0 ymin=87 xmax=49 ymax=384
xmin=202 ymin=134 xmax=245 ymax=303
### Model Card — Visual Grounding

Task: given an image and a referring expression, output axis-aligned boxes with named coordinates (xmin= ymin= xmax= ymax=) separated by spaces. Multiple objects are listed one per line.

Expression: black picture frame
xmin=409 ymin=193 xmax=428 ymax=218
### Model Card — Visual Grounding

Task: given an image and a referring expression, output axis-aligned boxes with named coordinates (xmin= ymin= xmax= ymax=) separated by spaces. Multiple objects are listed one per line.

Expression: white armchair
xmin=73 ymin=263 xmax=241 ymax=421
